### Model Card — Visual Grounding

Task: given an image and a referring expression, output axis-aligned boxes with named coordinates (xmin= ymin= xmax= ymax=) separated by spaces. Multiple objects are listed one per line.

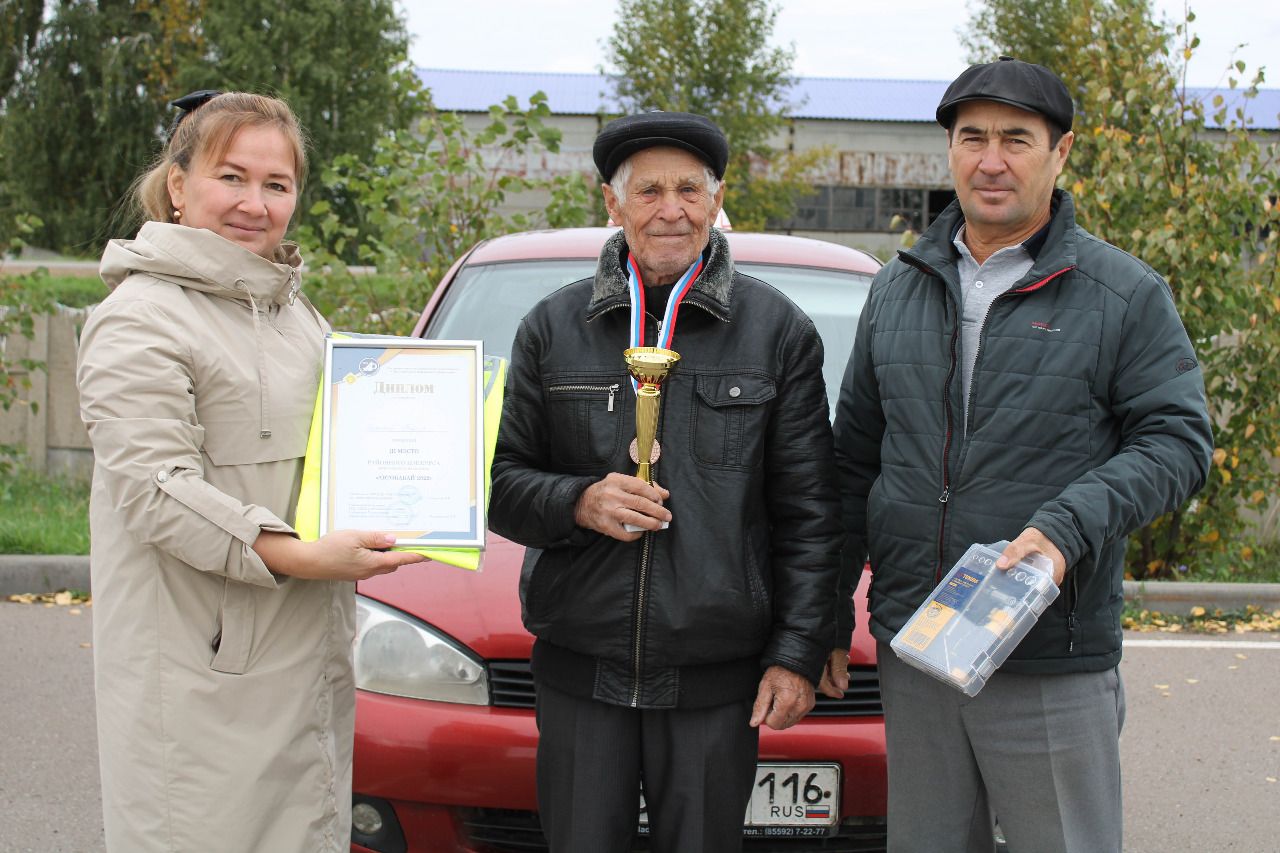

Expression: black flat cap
xmin=593 ymin=111 xmax=730 ymax=182
xmin=936 ymin=56 xmax=1074 ymax=134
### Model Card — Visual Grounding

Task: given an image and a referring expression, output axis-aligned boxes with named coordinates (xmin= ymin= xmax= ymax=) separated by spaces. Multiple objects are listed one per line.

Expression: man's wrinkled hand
xmin=817 ymin=649 xmax=849 ymax=699
xmin=750 ymin=665 xmax=815 ymax=731
xmin=996 ymin=527 xmax=1066 ymax=584
xmin=573 ymin=472 xmax=671 ymax=542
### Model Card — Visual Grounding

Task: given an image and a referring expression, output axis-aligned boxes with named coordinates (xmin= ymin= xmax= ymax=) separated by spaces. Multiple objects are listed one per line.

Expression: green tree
xmin=602 ymin=0 xmax=821 ymax=231
xmin=180 ymin=0 xmax=414 ymax=223
xmin=0 ymin=214 xmax=53 ymax=475
xmin=0 ymin=0 xmax=410 ymax=254
xmin=963 ymin=0 xmax=1280 ymax=578
xmin=0 ymin=0 xmax=44 ymax=100
xmin=299 ymin=88 xmax=593 ymax=334
xmin=0 ymin=0 xmax=175 ymax=253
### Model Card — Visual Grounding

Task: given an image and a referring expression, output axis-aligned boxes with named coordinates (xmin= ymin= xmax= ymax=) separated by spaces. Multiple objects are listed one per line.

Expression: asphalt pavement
xmin=1 ymin=599 xmax=1277 ymax=853
xmin=1119 ymin=635 xmax=1280 ymax=851
xmin=0 ymin=601 xmax=102 ymax=853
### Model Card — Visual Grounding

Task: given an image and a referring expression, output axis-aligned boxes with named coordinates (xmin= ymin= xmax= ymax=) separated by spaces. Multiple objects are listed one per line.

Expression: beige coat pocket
xmin=210 ymin=578 xmax=256 ymax=674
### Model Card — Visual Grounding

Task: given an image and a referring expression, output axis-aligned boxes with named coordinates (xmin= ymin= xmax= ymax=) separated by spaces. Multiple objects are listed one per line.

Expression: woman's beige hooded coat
xmin=78 ymin=222 xmax=352 ymax=852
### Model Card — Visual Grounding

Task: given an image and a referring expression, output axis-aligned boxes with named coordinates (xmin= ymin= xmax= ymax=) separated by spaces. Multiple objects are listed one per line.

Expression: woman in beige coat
xmin=77 ymin=92 xmax=424 ymax=852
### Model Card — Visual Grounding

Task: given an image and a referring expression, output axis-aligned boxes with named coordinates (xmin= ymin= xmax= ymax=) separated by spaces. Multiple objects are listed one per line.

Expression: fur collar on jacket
xmin=587 ymin=226 xmax=736 ymax=320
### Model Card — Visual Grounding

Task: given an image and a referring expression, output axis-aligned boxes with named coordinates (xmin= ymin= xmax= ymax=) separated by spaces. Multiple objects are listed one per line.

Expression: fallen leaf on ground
xmin=78 ymin=642 xmax=91 ymax=649
xmin=2 ymin=590 xmax=92 ymax=606
xmin=1185 ymin=678 xmax=1199 ymax=684
xmin=1190 ymin=606 xmax=1206 ymax=617
xmin=1154 ymin=683 xmax=1170 ymax=690
xmin=1236 ymin=654 xmax=1249 ymax=660
xmin=68 ymin=608 xmax=81 ymax=616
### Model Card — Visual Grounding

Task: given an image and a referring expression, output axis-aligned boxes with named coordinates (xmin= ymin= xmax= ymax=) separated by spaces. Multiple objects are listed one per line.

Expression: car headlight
xmin=354 ymin=595 xmax=489 ymax=705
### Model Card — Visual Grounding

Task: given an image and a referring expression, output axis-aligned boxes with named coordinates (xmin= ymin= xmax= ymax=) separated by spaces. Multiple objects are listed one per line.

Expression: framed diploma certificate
xmin=319 ymin=337 xmax=486 ymax=548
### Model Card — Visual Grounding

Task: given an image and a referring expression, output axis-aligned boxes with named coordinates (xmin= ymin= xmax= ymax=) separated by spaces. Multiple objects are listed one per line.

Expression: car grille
xmin=488 ymin=661 xmax=882 ymax=716
xmin=459 ymin=808 xmax=887 ymax=852
xmin=807 ymin=666 xmax=882 ymax=717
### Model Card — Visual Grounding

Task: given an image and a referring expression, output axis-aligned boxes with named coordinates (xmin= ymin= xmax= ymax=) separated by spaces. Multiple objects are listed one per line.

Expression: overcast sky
xmin=400 ymin=0 xmax=1278 ymax=89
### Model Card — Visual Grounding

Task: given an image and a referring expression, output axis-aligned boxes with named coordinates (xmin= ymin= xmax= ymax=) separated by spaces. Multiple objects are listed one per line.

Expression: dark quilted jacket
xmin=833 ymin=190 xmax=1213 ymax=673
xmin=490 ymin=228 xmax=841 ymax=708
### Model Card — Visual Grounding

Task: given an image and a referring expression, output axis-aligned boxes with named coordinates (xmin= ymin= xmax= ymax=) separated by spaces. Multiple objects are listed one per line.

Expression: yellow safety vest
xmin=293 ymin=333 xmax=506 ymax=571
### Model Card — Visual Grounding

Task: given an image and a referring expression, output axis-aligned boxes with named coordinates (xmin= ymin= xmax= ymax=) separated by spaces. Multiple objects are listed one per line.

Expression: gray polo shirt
xmin=953 ymin=224 xmax=1035 ymax=431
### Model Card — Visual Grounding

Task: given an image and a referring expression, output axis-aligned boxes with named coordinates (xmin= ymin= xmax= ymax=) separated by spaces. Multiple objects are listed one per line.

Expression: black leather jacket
xmin=489 ymin=228 xmax=841 ymax=709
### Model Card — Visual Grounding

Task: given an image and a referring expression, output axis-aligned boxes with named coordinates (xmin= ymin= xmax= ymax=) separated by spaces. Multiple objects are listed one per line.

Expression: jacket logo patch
xmin=1176 ymin=357 xmax=1198 ymax=374
xmin=1030 ymin=321 xmax=1060 ymax=333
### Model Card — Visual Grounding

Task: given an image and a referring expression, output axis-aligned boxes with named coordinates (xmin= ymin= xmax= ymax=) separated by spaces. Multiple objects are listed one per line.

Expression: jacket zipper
xmin=926 ymin=263 xmax=1076 ymax=581
xmin=547 ymin=383 xmax=619 ymax=412
xmin=897 ymin=252 xmax=960 ymax=583
xmin=935 ymin=325 xmax=959 ymax=581
xmin=1066 ymin=569 xmax=1080 ymax=653
xmin=631 ymin=531 xmax=652 ymax=707
xmin=628 ymin=307 xmax=668 ymax=706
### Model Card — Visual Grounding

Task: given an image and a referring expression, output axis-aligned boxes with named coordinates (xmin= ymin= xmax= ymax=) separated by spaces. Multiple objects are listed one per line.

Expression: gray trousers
xmin=534 ymin=682 xmax=759 ymax=853
xmin=877 ymin=642 xmax=1125 ymax=853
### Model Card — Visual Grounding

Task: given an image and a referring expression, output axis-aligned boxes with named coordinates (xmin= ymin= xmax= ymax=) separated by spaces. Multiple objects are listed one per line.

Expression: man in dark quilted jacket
xmin=833 ymin=57 xmax=1212 ymax=853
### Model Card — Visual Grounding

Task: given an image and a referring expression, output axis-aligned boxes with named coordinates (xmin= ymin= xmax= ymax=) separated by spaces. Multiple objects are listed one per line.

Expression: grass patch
xmin=36 ymin=269 xmax=428 ymax=330
xmin=38 ymin=274 xmax=108 ymax=308
xmin=0 ymin=466 xmax=89 ymax=555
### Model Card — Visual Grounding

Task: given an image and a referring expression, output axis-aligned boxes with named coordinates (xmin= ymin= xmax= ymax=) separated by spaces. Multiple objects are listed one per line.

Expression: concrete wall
xmin=0 ymin=306 xmax=93 ymax=481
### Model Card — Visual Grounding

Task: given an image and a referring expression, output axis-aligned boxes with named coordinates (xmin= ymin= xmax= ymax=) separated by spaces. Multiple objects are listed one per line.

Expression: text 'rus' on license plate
xmin=638 ymin=763 xmax=840 ymax=832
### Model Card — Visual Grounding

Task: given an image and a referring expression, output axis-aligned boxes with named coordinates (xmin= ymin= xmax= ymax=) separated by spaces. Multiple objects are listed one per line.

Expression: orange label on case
xmin=983 ymin=608 xmax=1015 ymax=636
xmin=900 ymin=601 xmax=956 ymax=651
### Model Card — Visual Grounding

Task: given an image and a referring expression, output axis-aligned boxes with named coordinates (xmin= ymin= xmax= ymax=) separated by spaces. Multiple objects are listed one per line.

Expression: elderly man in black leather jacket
xmin=489 ymin=111 xmax=843 ymax=853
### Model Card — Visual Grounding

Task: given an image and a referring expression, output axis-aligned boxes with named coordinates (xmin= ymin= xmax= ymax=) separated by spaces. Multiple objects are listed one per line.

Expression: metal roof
xmin=418 ymin=68 xmax=1280 ymax=130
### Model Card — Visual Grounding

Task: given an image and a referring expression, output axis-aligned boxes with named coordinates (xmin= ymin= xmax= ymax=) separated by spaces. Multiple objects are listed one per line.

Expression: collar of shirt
xmin=952 ymin=223 xmax=1035 ymax=279
xmin=948 ymin=209 xmax=1054 ymax=264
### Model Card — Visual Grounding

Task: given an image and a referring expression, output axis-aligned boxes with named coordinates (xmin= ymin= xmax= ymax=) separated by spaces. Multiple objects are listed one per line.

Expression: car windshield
xmin=424 ymin=259 xmax=873 ymax=416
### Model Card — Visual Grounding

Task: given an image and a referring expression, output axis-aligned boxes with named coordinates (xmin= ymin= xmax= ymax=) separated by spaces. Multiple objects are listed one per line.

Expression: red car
xmin=349 ymin=227 xmax=886 ymax=852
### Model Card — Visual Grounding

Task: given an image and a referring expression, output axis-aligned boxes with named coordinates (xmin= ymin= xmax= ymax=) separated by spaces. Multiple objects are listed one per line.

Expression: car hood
xmin=359 ymin=532 xmax=880 ymax=668
xmin=358 ymin=533 xmax=533 ymax=660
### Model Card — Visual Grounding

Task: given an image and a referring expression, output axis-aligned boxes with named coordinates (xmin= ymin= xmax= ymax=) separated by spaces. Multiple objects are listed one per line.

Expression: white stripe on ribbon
xmin=626 ymin=252 xmax=703 ymax=392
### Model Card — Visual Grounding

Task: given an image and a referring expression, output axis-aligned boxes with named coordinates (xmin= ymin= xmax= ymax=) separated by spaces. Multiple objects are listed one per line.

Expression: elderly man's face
xmin=948 ymin=100 xmax=1073 ymax=240
xmin=602 ymin=146 xmax=725 ymax=286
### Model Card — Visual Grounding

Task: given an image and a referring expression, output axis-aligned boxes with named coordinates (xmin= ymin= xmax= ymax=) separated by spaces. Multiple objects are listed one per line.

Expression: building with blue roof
xmin=418 ymin=68 xmax=1280 ymax=252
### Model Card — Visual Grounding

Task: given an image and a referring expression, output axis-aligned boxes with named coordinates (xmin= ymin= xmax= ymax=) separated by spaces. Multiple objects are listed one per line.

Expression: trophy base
xmin=623 ymin=520 xmax=670 ymax=533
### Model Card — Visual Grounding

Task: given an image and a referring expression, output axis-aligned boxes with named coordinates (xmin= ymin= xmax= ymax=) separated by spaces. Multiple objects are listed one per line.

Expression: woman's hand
xmin=253 ymin=530 xmax=429 ymax=581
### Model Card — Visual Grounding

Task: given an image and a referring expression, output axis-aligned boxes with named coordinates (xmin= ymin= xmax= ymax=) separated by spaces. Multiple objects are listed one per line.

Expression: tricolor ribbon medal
xmin=623 ymin=252 xmax=699 ymax=470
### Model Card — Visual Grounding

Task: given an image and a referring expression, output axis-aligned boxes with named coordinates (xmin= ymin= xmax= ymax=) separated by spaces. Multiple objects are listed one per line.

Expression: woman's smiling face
xmin=167 ymin=124 xmax=298 ymax=259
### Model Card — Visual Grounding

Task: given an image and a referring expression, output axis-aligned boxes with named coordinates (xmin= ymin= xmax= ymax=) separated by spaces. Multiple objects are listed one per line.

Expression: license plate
xmin=639 ymin=762 xmax=840 ymax=833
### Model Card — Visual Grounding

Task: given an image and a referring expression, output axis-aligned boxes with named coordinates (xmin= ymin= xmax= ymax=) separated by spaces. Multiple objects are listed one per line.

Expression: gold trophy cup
xmin=623 ymin=346 xmax=681 ymax=484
